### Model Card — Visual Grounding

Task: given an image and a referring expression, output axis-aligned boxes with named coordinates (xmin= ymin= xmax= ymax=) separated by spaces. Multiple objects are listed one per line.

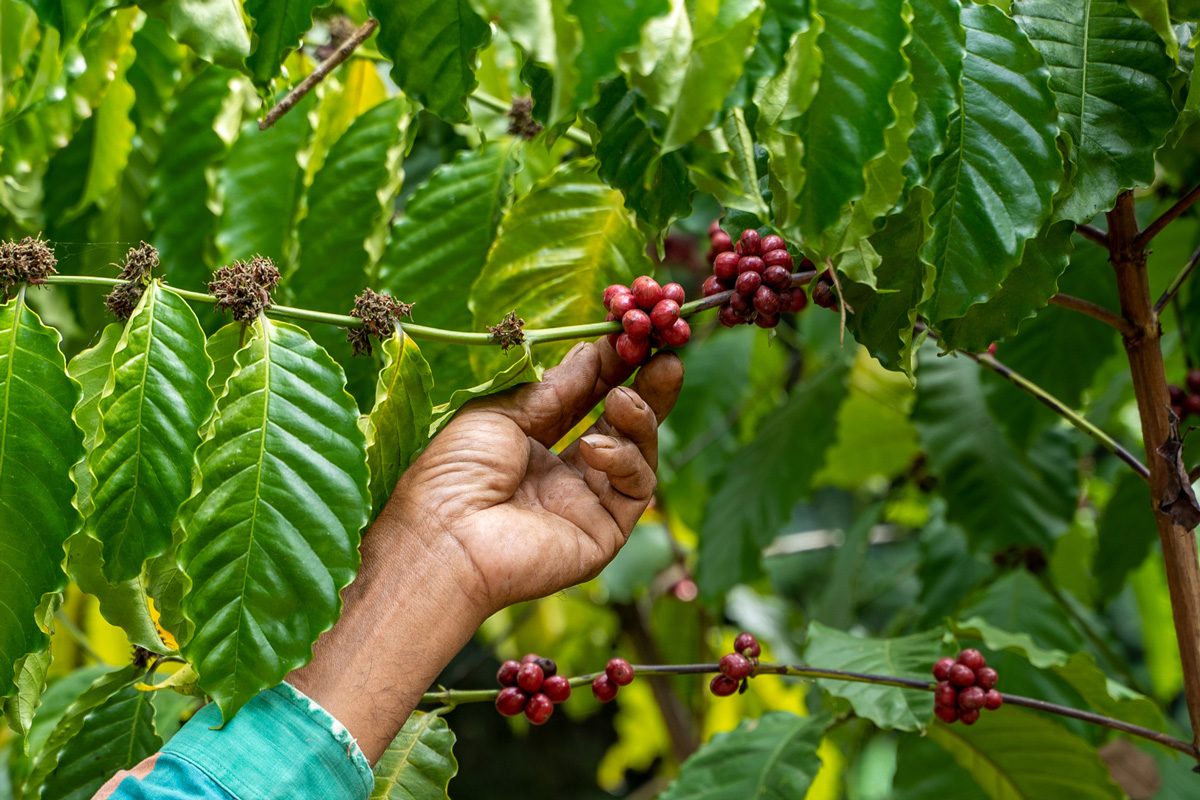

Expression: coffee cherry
xmin=960 ymin=709 xmax=981 ymax=725
xmin=949 ymin=664 xmax=976 ymax=687
xmin=525 ymin=693 xmax=554 ymax=725
xmin=592 ymin=674 xmax=618 ymax=703
xmin=711 ymin=231 xmax=733 ymax=253
xmin=714 ymin=252 xmax=740 ymax=281
xmin=737 ymin=255 xmax=765 ymax=275
xmin=762 ymin=249 xmax=793 ymax=271
xmin=984 ymin=689 xmax=1004 ymax=710
xmin=1189 ymin=368 xmax=1200 ymax=393
xmin=708 ymin=219 xmax=723 ymax=238
xmin=497 ymin=660 xmax=521 ymax=687
xmin=958 ymin=686 xmax=986 ymax=711
xmin=734 ymin=632 xmax=760 ymax=658
xmin=606 ymin=658 xmax=635 ymax=687
xmin=933 ymin=658 xmax=956 ymax=682
xmin=536 ymin=657 xmax=558 ymax=678
xmin=610 ymin=292 xmax=638 ymax=318
xmin=1186 ymin=394 xmax=1200 ymax=417
xmin=934 ymin=681 xmax=957 ymax=707
xmin=495 ymin=686 xmax=527 ymax=717
xmin=702 ymin=275 xmax=725 ymax=297
xmin=737 ymin=230 xmax=761 ymax=256
xmin=812 ymin=281 xmax=837 ymax=309
xmin=934 ymin=705 xmax=959 ymax=724
xmin=662 ymin=318 xmax=691 ymax=347
xmin=735 ymin=271 xmax=762 ymax=296
xmin=1174 ymin=403 xmax=1186 ymax=420
xmin=976 ymin=667 xmax=998 ymax=690
xmin=754 ymin=313 xmax=780 ymax=329
xmin=517 ymin=662 xmax=545 ymax=693
xmin=616 ymin=333 xmax=650 ymax=365
xmin=651 ymin=299 xmax=680 ymax=331
xmin=709 ymin=674 xmax=739 ymax=697
xmin=631 ymin=276 xmax=663 ymax=310
xmin=521 ymin=653 xmax=541 ymax=664
xmin=729 ymin=292 xmax=753 ymax=314
xmin=622 ymin=308 xmax=652 ymax=338
xmin=662 ymin=282 xmax=686 ymax=305
xmin=542 ymin=675 xmax=572 ymax=703
xmin=754 ymin=286 xmax=781 ymax=316
xmin=957 ymin=649 xmax=986 ymax=671
xmin=603 ymin=284 xmax=631 ymax=310
xmin=763 ymin=265 xmax=791 ymax=290
xmin=718 ymin=306 xmax=742 ymax=328
xmin=719 ymin=653 xmax=753 ymax=680
xmin=1170 ymin=385 xmax=1187 ymax=406
xmin=760 ymin=234 xmax=785 ymax=253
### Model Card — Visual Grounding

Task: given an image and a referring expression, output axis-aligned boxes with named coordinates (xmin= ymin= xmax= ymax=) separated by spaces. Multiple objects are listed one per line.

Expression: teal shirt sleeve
xmin=94 ymin=683 xmax=374 ymax=800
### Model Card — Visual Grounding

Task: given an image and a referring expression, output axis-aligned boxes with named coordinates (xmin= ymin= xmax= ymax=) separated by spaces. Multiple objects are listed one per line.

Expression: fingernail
xmin=582 ymin=434 xmax=615 ymax=450
xmin=618 ymin=386 xmax=646 ymax=410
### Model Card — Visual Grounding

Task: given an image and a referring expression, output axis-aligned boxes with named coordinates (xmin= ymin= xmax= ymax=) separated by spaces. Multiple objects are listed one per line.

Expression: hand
xmin=382 ymin=338 xmax=684 ymax=618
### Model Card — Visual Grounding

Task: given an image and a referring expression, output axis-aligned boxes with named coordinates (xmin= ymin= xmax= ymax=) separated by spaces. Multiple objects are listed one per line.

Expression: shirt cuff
xmin=161 ymin=682 xmax=374 ymax=800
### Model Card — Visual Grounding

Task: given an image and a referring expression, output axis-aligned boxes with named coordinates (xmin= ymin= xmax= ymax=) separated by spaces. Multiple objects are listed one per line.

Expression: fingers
xmin=477 ymin=338 xmax=635 ymax=446
xmin=579 ymin=434 xmax=656 ymax=499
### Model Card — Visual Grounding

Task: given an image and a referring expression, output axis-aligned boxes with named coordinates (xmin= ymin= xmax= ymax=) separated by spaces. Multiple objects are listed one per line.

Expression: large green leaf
xmin=621 ymin=0 xmax=764 ymax=153
xmin=696 ymin=357 xmax=851 ymax=598
xmin=568 ymin=0 xmax=668 ymax=110
xmin=368 ymin=0 xmax=490 ymax=122
xmin=215 ymin=91 xmax=315 ymax=269
xmin=1127 ymin=0 xmax=1180 ymax=60
xmin=659 ymin=712 xmax=827 ymax=800
xmin=1014 ymin=0 xmax=1178 ymax=223
xmin=429 ymin=344 xmax=542 ymax=435
xmin=84 ymin=282 xmax=213 ymax=583
xmin=138 ymin=0 xmax=251 ymax=67
xmin=39 ymin=682 xmax=161 ymax=800
xmin=794 ymin=0 xmax=909 ymax=244
xmin=67 ymin=29 xmax=136 ymax=219
xmin=469 ymin=158 xmax=648 ymax=379
xmin=244 ymin=0 xmax=330 ymax=85
xmin=19 ymin=0 xmax=117 ymax=43
xmin=178 ymin=317 xmax=369 ymax=719
xmin=904 ymin=0 xmax=964 ymax=184
xmin=361 ymin=331 xmax=433 ymax=519
xmin=205 ymin=321 xmax=247 ymax=399
xmin=376 ymin=140 xmax=519 ymax=402
xmin=688 ymin=108 xmax=769 ymax=220
xmin=1095 ymin=472 xmax=1158 ymax=598
xmin=4 ymin=646 xmax=50 ymax=740
xmin=148 ymin=66 xmax=239 ymax=293
xmin=803 ymin=622 xmax=941 ymax=732
xmin=912 ymin=346 xmax=1077 ymax=550
xmin=370 ymin=710 xmax=458 ymax=800
xmin=0 ymin=293 xmax=81 ymax=700
xmin=922 ymin=3 xmax=1062 ymax=323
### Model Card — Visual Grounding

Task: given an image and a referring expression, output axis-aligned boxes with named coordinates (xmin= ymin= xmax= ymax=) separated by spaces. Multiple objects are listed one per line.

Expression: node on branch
xmin=105 ymin=242 xmax=161 ymax=321
xmin=489 ymin=310 xmax=526 ymax=351
xmin=0 ymin=235 xmax=57 ymax=296
xmin=208 ymin=256 xmax=281 ymax=323
xmin=346 ymin=287 xmax=414 ymax=356
xmin=507 ymin=98 xmax=543 ymax=140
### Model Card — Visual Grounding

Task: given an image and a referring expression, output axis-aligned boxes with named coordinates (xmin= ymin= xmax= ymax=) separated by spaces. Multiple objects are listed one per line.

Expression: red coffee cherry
xmin=708 ymin=219 xmax=723 ymax=238
xmin=622 ymin=308 xmax=652 ymax=338
xmin=1186 ymin=394 xmax=1200 ymax=417
xmin=603 ymin=284 xmax=631 ymax=310
xmin=934 ymin=705 xmax=959 ymax=724
xmin=662 ymin=318 xmax=691 ymax=347
xmin=517 ymin=662 xmax=545 ymax=693
xmin=735 ymin=271 xmax=762 ymax=296
xmin=524 ymin=693 xmax=554 ymax=725
xmin=702 ymin=275 xmax=725 ymax=296
xmin=754 ymin=312 xmax=780 ymax=329
xmin=521 ymin=653 xmax=541 ymax=664
xmin=933 ymin=658 xmax=956 ymax=682
xmin=753 ymin=286 xmax=781 ymax=316
xmin=949 ymin=664 xmax=976 ymax=687
xmin=958 ymin=686 xmax=986 ymax=711
xmin=762 ymin=249 xmax=793 ymax=271
xmin=957 ymin=649 xmax=986 ymax=671
xmin=606 ymin=658 xmax=635 ymax=687
xmin=631 ymin=276 xmax=663 ymax=310
xmin=592 ymin=674 xmax=618 ymax=703
xmin=719 ymin=653 xmax=753 ymax=680
xmin=736 ymin=229 xmax=761 ymax=256
xmin=984 ymin=689 xmax=1004 ymax=710
xmin=976 ymin=667 xmax=998 ymax=690
xmin=1188 ymin=368 xmax=1200 ymax=393
xmin=610 ymin=292 xmax=638 ymax=318
xmin=615 ymin=333 xmax=650 ymax=365
xmin=729 ymin=292 xmax=753 ymax=314
xmin=542 ymin=675 xmax=572 ymax=704
xmin=718 ymin=306 xmax=742 ymax=327
xmin=662 ymin=282 xmax=686 ymax=305
xmin=812 ymin=279 xmax=837 ymax=309
xmin=934 ymin=681 xmax=957 ymax=708
xmin=784 ymin=288 xmax=808 ymax=313
xmin=737 ymin=255 xmax=765 ymax=275
xmin=1169 ymin=385 xmax=1187 ymax=405
xmin=763 ymin=264 xmax=791 ymax=290
xmin=709 ymin=674 xmax=739 ymax=697
xmin=960 ymin=708 xmax=981 ymax=726
xmin=650 ymin=299 xmax=680 ymax=331
xmin=734 ymin=632 xmax=760 ymax=658
xmin=760 ymin=234 xmax=786 ymax=253
xmin=711 ymin=231 xmax=733 ymax=253
xmin=495 ymin=686 xmax=527 ymax=717
xmin=497 ymin=660 xmax=521 ymax=687
xmin=714 ymin=252 xmax=740 ymax=281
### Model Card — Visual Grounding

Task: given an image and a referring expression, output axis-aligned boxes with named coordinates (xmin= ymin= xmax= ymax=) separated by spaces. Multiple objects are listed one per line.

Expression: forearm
xmin=287 ymin=503 xmax=486 ymax=764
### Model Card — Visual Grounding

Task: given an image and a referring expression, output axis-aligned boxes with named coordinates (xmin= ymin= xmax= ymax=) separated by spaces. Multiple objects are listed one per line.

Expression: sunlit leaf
xmin=139 ymin=0 xmax=251 ymax=67
xmin=244 ymin=0 xmax=330 ymax=85
xmin=370 ymin=710 xmax=458 ymax=799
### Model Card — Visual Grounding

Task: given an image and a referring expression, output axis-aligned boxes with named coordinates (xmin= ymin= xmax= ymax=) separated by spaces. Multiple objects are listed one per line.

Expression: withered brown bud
xmin=208 ymin=256 xmax=281 ymax=323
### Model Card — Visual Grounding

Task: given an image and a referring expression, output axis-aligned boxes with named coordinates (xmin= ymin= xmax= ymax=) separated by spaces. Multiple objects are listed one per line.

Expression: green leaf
xmin=429 ymin=344 xmax=542 ymax=435
xmin=376 ymin=140 xmax=519 ymax=402
xmin=794 ymin=0 xmax=910 ymax=244
xmin=370 ymin=710 xmax=458 ymax=800
xmin=67 ymin=323 xmax=124 ymax=510
xmin=688 ymin=108 xmax=768 ymax=220
xmin=912 ymin=346 xmax=1077 ymax=550
xmin=178 ymin=317 xmax=369 ymax=719
xmin=896 ymin=708 xmax=1123 ymax=799
xmin=67 ymin=38 xmax=136 ymax=218
xmin=622 ymin=0 xmax=764 ymax=153
xmin=84 ymin=282 xmax=214 ymax=583
xmin=5 ymin=647 xmax=51 ymax=739
xmin=361 ymin=331 xmax=434 ymax=519
xmin=205 ymin=321 xmax=247 ymax=399
xmin=244 ymin=0 xmax=330 ymax=85
xmin=922 ymin=3 xmax=1062 ymax=323
xmin=469 ymin=158 xmax=648 ymax=379
xmin=368 ymin=0 xmax=490 ymax=122
xmin=20 ymin=0 xmax=117 ymax=43
xmin=659 ymin=712 xmax=827 ymax=800
xmin=148 ymin=66 xmax=239 ymax=293
xmin=138 ymin=0 xmax=251 ymax=67
xmin=1014 ymin=0 xmax=1179 ymax=223
xmin=0 ymin=293 xmax=81 ymax=700
xmin=1127 ymin=0 xmax=1180 ymax=60
xmin=39 ymin=682 xmax=161 ymax=800
xmin=904 ymin=0 xmax=965 ymax=184
xmin=1095 ymin=472 xmax=1158 ymax=598
xmin=697 ymin=357 xmax=850 ymax=598
xmin=586 ymin=77 xmax=693 ymax=230
xmin=803 ymin=622 xmax=942 ymax=731
xmin=216 ymin=91 xmax=315 ymax=269
xmin=568 ymin=0 xmax=668 ymax=110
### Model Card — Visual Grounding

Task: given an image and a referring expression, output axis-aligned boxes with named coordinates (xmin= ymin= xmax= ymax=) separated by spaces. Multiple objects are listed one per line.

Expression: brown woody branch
xmin=1136 ymin=183 xmax=1200 ymax=249
xmin=1154 ymin=244 xmax=1200 ymax=315
xmin=1077 ymin=224 xmax=1110 ymax=248
xmin=1049 ymin=293 xmax=1136 ymax=337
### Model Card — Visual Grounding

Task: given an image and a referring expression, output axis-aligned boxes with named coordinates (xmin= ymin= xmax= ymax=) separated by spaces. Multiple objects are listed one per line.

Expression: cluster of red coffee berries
xmin=710 ymin=632 xmax=760 ymax=697
xmin=592 ymin=658 xmax=636 ymax=703
xmin=604 ymin=278 xmax=691 ymax=365
xmin=932 ymin=649 xmax=1002 ymax=725
xmin=495 ymin=654 xmax=573 ymax=725
xmin=1169 ymin=369 xmax=1200 ymax=420
xmin=702 ymin=222 xmax=808 ymax=329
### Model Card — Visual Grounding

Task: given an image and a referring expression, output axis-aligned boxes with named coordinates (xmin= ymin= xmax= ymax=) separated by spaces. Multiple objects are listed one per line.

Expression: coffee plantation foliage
xmin=2 ymin=0 xmax=1200 ymax=797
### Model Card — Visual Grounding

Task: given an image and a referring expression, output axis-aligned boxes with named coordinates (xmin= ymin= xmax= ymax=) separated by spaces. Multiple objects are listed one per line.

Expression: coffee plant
xmin=3 ymin=0 xmax=1200 ymax=797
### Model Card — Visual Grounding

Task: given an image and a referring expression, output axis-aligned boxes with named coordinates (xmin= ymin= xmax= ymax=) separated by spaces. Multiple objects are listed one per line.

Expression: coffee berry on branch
xmin=495 ymin=653 xmax=572 ymax=725
xmin=592 ymin=658 xmax=636 ymax=703
xmin=702 ymin=221 xmax=812 ymax=328
xmin=931 ymin=649 xmax=1002 ymax=726
xmin=604 ymin=278 xmax=690 ymax=365
xmin=710 ymin=632 xmax=760 ymax=697
xmin=1168 ymin=369 xmax=1200 ymax=420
